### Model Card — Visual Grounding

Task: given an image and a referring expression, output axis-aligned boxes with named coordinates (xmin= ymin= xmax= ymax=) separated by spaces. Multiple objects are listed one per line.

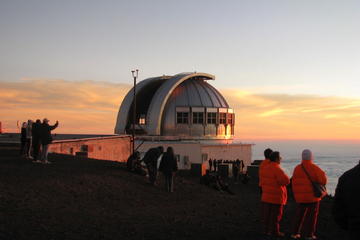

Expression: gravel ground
xmin=0 ymin=145 xmax=347 ymax=240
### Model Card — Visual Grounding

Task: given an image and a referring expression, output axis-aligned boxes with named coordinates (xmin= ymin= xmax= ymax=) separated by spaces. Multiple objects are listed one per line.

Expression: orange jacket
xmin=259 ymin=159 xmax=270 ymax=187
xmin=260 ymin=161 xmax=290 ymax=205
xmin=291 ymin=160 xmax=327 ymax=203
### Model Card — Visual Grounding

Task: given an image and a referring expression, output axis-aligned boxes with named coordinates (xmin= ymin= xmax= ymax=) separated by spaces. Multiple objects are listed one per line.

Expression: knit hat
xmin=302 ymin=149 xmax=313 ymax=161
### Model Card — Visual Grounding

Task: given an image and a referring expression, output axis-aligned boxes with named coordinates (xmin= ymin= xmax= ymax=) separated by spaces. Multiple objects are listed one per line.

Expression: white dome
xmin=115 ymin=72 xmax=234 ymax=139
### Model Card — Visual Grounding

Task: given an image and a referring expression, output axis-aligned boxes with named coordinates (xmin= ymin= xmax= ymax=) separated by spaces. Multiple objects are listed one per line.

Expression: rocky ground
xmin=0 ymin=143 xmax=346 ymax=240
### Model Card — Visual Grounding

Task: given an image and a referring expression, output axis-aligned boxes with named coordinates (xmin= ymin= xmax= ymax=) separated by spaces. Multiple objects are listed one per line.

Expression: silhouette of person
xmin=40 ymin=118 xmax=59 ymax=164
xmin=333 ymin=160 xmax=360 ymax=240
xmin=142 ymin=146 xmax=163 ymax=185
xmin=159 ymin=147 xmax=178 ymax=192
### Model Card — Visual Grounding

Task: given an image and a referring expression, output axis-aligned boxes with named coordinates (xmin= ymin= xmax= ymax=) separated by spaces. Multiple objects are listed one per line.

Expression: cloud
xmin=223 ymin=89 xmax=360 ymax=139
xmin=0 ymin=79 xmax=131 ymax=134
xmin=258 ymin=108 xmax=284 ymax=117
xmin=1 ymin=79 xmax=359 ymax=140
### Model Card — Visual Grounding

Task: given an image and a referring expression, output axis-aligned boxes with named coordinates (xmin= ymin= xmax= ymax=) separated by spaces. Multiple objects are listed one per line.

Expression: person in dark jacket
xmin=159 ymin=147 xmax=178 ymax=192
xmin=40 ymin=118 xmax=58 ymax=164
xmin=233 ymin=159 xmax=240 ymax=182
xmin=32 ymin=119 xmax=42 ymax=162
xmin=213 ymin=159 xmax=218 ymax=172
xmin=142 ymin=146 xmax=163 ymax=185
xmin=209 ymin=158 xmax=213 ymax=172
xmin=127 ymin=151 xmax=140 ymax=172
xmin=19 ymin=122 xmax=27 ymax=156
xmin=333 ymin=160 xmax=360 ymax=240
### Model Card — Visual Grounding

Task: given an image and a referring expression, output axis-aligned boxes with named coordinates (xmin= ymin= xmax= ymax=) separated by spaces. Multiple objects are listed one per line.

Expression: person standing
xmin=333 ymin=160 xmax=360 ymax=240
xmin=40 ymin=118 xmax=59 ymax=164
xmin=290 ymin=149 xmax=327 ymax=240
xmin=260 ymin=151 xmax=290 ymax=239
xmin=19 ymin=122 xmax=27 ymax=157
xmin=259 ymin=148 xmax=273 ymax=192
xmin=159 ymin=147 xmax=178 ymax=192
xmin=32 ymin=119 xmax=42 ymax=162
xmin=233 ymin=159 xmax=240 ymax=183
xmin=142 ymin=146 xmax=163 ymax=185
xmin=239 ymin=159 xmax=245 ymax=174
xmin=25 ymin=120 xmax=33 ymax=159
xmin=213 ymin=159 xmax=218 ymax=172
xmin=209 ymin=158 xmax=213 ymax=172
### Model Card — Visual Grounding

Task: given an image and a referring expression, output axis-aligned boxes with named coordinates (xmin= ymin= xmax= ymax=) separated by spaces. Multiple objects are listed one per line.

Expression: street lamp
xmin=131 ymin=69 xmax=139 ymax=154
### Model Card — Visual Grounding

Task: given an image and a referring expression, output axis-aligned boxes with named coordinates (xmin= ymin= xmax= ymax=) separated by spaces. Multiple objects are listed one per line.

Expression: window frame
xmin=219 ymin=112 xmax=227 ymax=124
xmin=207 ymin=112 xmax=217 ymax=124
xmin=176 ymin=112 xmax=189 ymax=124
xmin=192 ymin=112 xmax=204 ymax=124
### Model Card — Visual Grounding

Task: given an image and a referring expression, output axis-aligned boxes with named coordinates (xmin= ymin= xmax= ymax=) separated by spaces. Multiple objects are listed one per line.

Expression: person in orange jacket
xmin=290 ymin=149 xmax=327 ymax=240
xmin=260 ymin=151 xmax=290 ymax=239
xmin=259 ymin=148 xmax=273 ymax=191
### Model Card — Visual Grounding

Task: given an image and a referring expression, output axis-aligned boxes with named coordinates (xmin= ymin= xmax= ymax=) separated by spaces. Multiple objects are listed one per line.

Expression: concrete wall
xmin=201 ymin=144 xmax=253 ymax=171
xmin=49 ymin=135 xmax=132 ymax=162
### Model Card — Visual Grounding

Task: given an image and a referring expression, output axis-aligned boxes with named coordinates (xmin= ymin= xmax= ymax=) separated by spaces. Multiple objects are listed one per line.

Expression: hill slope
xmin=0 ymin=145 xmax=346 ymax=240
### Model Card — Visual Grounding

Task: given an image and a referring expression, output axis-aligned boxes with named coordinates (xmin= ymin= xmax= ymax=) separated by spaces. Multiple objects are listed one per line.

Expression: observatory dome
xmin=115 ymin=72 xmax=234 ymax=139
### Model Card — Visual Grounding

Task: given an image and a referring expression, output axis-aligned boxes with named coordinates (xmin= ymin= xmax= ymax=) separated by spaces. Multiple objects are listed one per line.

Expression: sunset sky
xmin=1 ymin=1 xmax=359 ymax=140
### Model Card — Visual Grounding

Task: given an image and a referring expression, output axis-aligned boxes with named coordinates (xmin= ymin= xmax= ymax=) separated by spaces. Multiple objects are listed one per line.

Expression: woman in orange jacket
xmin=260 ymin=151 xmax=290 ymax=238
xmin=290 ymin=149 xmax=327 ymax=240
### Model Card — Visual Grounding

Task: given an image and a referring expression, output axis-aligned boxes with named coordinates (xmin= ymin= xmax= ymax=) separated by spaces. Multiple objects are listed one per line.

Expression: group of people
xmin=19 ymin=118 xmax=59 ymax=164
xmin=209 ymin=158 xmax=245 ymax=173
xmin=259 ymin=148 xmax=327 ymax=240
xmin=127 ymin=146 xmax=178 ymax=192
xmin=209 ymin=158 xmax=246 ymax=184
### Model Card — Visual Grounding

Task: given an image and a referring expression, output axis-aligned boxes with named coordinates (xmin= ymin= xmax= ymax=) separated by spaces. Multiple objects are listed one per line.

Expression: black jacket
xmin=159 ymin=152 xmax=178 ymax=175
xmin=20 ymin=127 xmax=27 ymax=141
xmin=142 ymin=148 xmax=162 ymax=166
xmin=333 ymin=162 xmax=360 ymax=233
xmin=32 ymin=122 xmax=42 ymax=139
xmin=40 ymin=122 xmax=58 ymax=145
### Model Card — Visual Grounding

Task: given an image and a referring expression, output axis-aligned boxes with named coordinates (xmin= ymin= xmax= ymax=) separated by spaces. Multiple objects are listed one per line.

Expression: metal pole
xmin=131 ymin=69 xmax=139 ymax=154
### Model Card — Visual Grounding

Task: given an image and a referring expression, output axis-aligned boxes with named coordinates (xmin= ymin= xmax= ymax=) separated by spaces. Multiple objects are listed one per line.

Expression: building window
xmin=219 ymin=113 xmax=226 ymax=124
xmin=193 ymin=112 xmax=204 ymax=124
xmin=207 ymin=112 xmax=217 ymax=124
xmin=227 ymin=113 xmax=234 ymax=125
xmin=139 ymin=114 xmax=146 ymax=125
xmin=177 ymin=112 xmax=189 ymax=124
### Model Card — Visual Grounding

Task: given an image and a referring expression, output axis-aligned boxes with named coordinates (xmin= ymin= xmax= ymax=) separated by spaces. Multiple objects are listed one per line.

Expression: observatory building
xmin=115 ymin=72 xmax=252 ymax=171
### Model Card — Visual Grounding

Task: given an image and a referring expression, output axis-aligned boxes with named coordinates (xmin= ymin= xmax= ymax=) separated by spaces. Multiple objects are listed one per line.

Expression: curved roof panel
xmin=114 ymin=76 xmax=170 ymax=134
xmin=146 ymin=72 xmax=215 ymax=135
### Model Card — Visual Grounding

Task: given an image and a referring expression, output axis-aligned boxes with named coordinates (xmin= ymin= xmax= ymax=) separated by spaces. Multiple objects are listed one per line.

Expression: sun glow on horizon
xmin=1 ymin=79 xmax=360 ymax=140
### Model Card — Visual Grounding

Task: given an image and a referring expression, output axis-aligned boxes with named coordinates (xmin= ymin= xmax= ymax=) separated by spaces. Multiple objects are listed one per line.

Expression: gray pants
xmin=41 ymin=144 xmax=49 ymax=162
xmin=26 ymin=138 xmax=32 ymax=158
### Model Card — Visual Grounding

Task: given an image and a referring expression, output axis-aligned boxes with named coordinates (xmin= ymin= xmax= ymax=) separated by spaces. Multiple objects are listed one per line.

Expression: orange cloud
xmin=224 ymin=89 xmax=360 ymax=140
xmin=1 ymin=79 xmax=359 ymax=140
xmin=0 ymin=79 xmax=130 ymax=134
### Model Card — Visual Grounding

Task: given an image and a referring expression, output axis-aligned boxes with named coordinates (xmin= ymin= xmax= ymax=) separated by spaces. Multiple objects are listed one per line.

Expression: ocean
xmin=248 ymin=140 xmax=360 ymax=195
